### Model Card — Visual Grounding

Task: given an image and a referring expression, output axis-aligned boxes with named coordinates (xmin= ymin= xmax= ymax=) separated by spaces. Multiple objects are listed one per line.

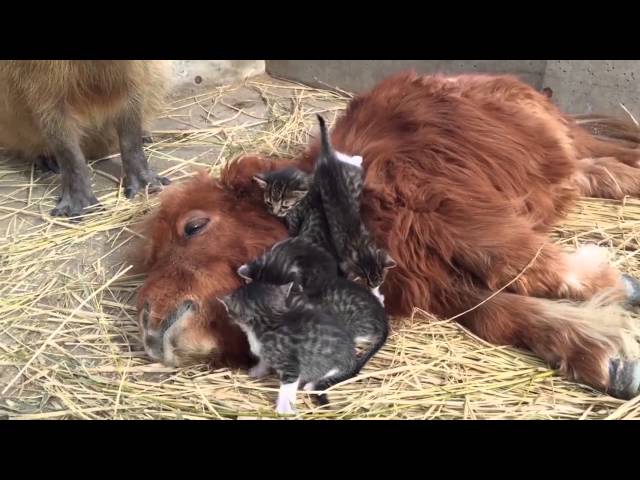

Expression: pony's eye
xmin=184 ymin=217 xmax=210 ymax=238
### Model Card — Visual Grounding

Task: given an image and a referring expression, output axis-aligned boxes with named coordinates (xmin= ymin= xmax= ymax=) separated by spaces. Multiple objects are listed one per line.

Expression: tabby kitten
xmin=238 ymin=237 xmax=389 ymax=371
xmin=218 ymin=281 xmax=359 ymax=414
xmin=313 ymin=114 xmax=397 ymax=294
xmin=253 ymin=167 xmax=336 ymax=253
xmin=238 ymin=236 xmax=339 ymax=295
xmin=252 ymin=167 xmax=310 ymax=221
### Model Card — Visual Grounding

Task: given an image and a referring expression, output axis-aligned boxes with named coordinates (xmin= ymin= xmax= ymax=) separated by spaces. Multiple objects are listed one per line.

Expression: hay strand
xmin=1 ymin=74 xmax=639 ymax=419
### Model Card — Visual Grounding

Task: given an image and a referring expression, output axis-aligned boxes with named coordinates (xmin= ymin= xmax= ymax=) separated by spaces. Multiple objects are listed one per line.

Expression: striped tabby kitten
xmin=313 ymin=115 xmax=396 ymax=299
xmin=253 ymin=167 xmax=335 ymax=252
xmin=218 ymin=281 xmax=359 ymax=414
xmin=238 ymin=236 xmax=389 ymax=373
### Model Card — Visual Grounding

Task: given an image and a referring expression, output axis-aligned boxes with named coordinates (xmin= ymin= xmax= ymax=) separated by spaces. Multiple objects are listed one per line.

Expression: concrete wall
xmin=267 ymin=60 xmax=547 ymax=92
xmin=543 ymin=61 xmax=640 ymax=116
xmin=165 ymin=61 xmax=640 ymax=118
xmin=266 ymin=60 xmax=640 ymax=117
xmin=170 ymin=60 xmax=265 ymax=96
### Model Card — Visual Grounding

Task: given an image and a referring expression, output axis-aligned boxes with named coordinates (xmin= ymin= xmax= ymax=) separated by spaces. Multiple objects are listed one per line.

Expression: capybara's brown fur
xmin=0 ymin=60 xmax=172 ymax=217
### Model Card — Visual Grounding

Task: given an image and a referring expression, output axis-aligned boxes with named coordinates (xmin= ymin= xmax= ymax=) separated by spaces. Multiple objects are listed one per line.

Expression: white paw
xmin=275 ymin=379 xmax=299 ymax=416
xmin=275 ymin=400 xmax=297 ymax=415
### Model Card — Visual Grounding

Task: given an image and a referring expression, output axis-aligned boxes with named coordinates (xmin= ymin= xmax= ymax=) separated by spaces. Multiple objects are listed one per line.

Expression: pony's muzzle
xmin=139 ymin=300 xmax=197 ymax=364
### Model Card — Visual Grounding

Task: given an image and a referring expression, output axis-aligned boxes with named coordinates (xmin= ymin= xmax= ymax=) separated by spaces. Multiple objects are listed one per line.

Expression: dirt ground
xmin=2 ymin=74 xmax=640 ymax=419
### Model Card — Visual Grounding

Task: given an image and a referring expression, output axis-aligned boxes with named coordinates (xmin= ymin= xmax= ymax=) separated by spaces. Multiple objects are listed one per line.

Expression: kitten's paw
xmin=275 ymin=380 xmax=299 ymax=416
xmin=248 ymin=361 xmax=270 ymax=379
xmin=275 ymin=402 xmax=296 ymax=416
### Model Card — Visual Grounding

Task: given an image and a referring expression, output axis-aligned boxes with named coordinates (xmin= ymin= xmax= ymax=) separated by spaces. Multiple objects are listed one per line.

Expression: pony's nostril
xmin=159 ymin=301 xmax=197 ymax=336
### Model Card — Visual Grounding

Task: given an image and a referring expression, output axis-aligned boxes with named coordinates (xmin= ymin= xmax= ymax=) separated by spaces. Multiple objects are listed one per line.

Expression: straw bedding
xmin=1 ymin=75 xmax=640 ymax=420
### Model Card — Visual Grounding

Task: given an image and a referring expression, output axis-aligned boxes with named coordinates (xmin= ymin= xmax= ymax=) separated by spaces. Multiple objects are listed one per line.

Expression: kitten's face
xmin=345 ymin=247 xmax=397 ymax=289
xmin=253 ymin=169 xmax=310 ymax=217
xmin=218 ymin=282 xmax=298 ymax=324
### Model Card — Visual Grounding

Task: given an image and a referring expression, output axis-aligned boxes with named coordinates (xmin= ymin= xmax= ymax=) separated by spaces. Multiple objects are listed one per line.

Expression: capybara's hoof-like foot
xmin=607 ymin=358 xmax=640 ymax=400
xmin=35 ymin=155 xmax=60 ymax=175
xmin=622 ymin=274 xmax=640 ymax=307
xmin=50 ymin=192 xmax=101 ymax=220
xmin=124 ymin=170 xmax=171 ymax=199
xmin=142 ymin=130 xmax=154 ymax=144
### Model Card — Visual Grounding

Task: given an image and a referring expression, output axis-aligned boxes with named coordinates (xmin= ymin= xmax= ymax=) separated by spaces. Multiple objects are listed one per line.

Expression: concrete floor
xmin=0 ymin=73 xmax=346 ymax=415
xmin=0 ymin=72 xmax=640 ymax=419
xmin=2 ymin=66 xmax=638 ymax=419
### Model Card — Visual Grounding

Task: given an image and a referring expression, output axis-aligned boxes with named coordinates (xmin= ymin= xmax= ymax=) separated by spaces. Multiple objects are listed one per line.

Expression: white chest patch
xmin=239 ymin=324 xmax=262 ymax=356
xmin=335 ymin=151 xmax=363 ymax=169
xmin=371 ymin=286 xmax=385 ymax=306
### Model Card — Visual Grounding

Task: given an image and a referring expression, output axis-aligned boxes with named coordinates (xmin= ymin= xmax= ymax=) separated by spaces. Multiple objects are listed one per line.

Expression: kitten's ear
xmin=380 ymin=250 xmax=397 ymax=270
xmin=252 ymin=174 xmax=268 ymax=190
xmin=283 ymin=281 xmax=302 ymax=298
xmin=288 ymin=190 xmax=308 ymax=202
xmin=237 ymin=264 xmax=252 ymax=282
xmin=346 ymin=271 xmax=361 ymax=283
xmin=217 ymin=296 xmax=230 ymax=312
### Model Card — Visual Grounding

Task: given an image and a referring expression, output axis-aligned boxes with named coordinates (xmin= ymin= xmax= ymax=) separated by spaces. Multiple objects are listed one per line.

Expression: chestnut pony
xmin=135 ymin=72 xmax=640 ymax=399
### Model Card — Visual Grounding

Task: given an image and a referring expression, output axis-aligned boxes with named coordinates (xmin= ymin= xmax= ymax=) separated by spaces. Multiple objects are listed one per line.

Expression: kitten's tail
xmin=312 ymin=367 xmax=359 ymax=407
xmin=316 ymin=114 xmax=334 ymax=164
xmin=314 ymin=115 xmax=361 ymax=238
xmin=311 ymin=326 xmax=388 ymax=407
xmin=354 ymin=324 xmax=389 ymax=373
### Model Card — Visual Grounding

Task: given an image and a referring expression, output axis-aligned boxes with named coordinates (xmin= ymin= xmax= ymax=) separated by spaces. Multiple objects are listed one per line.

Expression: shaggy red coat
xmin=135 ymin=72 xmax=640 ymax=398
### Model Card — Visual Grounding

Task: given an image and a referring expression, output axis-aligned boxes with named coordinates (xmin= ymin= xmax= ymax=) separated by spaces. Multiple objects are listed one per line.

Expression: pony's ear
xmin=380 ymin=250 xmax=397 ymax=270
xmin=219 ymin=156 xmax=274 ymax=194
xmin=220 ymin=155 xmax=303 ymax=196
xmin=237 ymin=264 xmax=253 ymax=282
xmin=252 ymin=174 xmax=268 ymax=189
